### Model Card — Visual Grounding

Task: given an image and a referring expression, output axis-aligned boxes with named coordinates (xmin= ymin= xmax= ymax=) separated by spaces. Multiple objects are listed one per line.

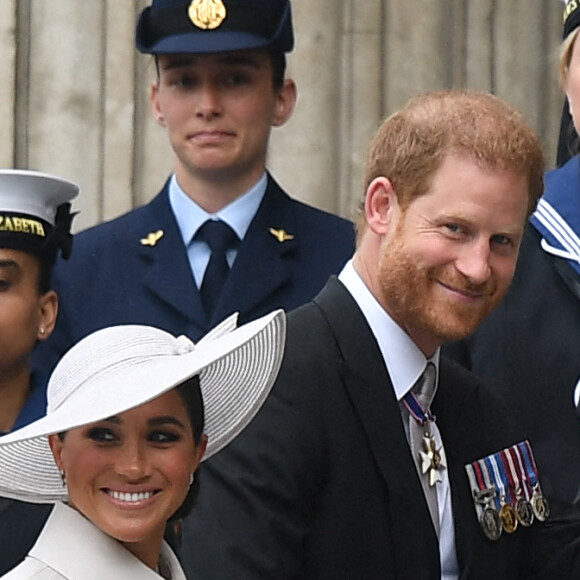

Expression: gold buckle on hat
xmin=188 ymin=0 xmax=227 ymax=30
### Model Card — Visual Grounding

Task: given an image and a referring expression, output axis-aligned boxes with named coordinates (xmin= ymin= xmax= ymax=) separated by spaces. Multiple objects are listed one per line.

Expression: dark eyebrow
xmin=0 ymin=259 xmax=20 ymax=271
xmin=102 ymin=416 xmax=122 ymax=425
xmin=148 ymin=416 xmax=187 ymax=429
xmin=101 ymin=415 xmax=187 ymax=429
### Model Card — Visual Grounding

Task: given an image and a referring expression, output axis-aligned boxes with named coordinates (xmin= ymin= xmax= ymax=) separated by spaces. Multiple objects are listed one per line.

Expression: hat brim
xmin=0 ymin=169 xmax=78 ymax=225
xmin=139 ymin=31 xmax=276 ymax=54
xmin=0 ymin=310 xmax=285 ymax=503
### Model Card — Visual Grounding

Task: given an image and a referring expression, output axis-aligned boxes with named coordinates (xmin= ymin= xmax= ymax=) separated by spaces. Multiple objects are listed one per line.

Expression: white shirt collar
xmin=338 ymin=259 xmax=440 ymax=400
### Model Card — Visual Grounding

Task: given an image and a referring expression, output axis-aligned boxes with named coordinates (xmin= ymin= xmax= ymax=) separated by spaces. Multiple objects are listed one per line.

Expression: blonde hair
xmin=560 ymin=27 xmax=580 ymax=86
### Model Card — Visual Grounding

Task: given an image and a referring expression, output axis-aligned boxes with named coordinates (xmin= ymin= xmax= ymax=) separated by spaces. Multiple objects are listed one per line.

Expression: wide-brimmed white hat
xmin=0 ymin=309 xmax=285 ymax=504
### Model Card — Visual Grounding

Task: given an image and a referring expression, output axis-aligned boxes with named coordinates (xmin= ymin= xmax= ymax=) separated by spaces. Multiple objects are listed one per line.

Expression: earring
xmin=60 ymin=470 xmax=66 ymax=487
xmin=38 ymin=327 xmax=46 ymax=338
xmin=189 ymin=473 xmax=195 ymax=486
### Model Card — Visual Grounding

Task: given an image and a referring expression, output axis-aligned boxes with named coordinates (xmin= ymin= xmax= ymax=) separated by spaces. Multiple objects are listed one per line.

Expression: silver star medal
xmin=419 ymin=432 xmax=447 ymax=486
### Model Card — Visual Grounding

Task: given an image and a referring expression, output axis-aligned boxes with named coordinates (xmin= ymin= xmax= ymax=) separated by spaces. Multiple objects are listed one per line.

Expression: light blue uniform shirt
xmin=168 ymin=173 xmax=267 ymax=288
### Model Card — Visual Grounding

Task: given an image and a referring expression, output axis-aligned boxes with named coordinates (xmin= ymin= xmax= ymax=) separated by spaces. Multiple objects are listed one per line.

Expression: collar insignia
xmin=140 ymin=230 xmax=164 ymax=246
xmin=188 ymin=0 xmax=227 ymax=30
xmin=269 ymin=228 xmax=295 ymax=243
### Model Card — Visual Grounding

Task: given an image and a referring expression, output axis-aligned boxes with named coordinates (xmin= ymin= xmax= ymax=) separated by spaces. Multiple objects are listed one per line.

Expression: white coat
xmin=2 ymin=502 xmax=187 ymax=579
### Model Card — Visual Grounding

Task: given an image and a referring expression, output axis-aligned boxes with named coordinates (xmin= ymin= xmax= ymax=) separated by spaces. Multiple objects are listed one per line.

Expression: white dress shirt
xmin=339 ymin=259 xmax=459 ymax=579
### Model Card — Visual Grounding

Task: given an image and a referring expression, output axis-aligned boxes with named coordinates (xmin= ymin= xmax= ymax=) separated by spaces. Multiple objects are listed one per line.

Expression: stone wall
xmin=0 ymin=0 xmax=565 ymax=230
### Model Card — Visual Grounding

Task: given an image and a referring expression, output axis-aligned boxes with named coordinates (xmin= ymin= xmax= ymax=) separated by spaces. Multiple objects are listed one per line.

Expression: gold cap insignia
xmin=140 ymin=230 xmax=164 ymax=246
xmin=269 ymin=228 xmax=295 ymax=243
xmin=188 ymin=0 xmax=227 ymax=30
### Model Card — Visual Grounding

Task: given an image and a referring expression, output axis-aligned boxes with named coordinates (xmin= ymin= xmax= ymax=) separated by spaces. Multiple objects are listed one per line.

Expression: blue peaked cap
xmin=136 ymin=0 xmax=294 ymax=54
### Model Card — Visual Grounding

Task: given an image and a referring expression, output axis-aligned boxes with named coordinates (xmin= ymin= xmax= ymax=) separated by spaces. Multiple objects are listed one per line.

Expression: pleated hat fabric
xmin=0 ymin=309 xmax=285 ymax=503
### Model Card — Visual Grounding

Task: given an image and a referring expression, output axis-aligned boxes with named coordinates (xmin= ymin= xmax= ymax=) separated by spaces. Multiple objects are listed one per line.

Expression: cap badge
xmin=188 ymin=0 xmax=227 ymax=30
xmin=140 ymin=230 xmax=164 ymax=246
xmin=269 ymin=228 xmax=295 ymax=243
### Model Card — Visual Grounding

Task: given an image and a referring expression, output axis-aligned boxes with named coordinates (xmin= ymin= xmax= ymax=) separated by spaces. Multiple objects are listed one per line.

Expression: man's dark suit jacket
xmin=182 ymin=278 xmax=579 ymax=579
xmin=33 ymin=174 xmax=355 ymax=378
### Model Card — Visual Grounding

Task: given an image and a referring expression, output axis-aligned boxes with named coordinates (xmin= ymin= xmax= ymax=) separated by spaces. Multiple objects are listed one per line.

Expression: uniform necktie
xmin=407 ymin=362 xmax=442 ymax=536
xmin=195 ymin=219 xmax=238 ymax=317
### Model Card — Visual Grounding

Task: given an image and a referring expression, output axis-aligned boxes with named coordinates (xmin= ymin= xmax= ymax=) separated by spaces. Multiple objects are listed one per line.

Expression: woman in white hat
xmin=0 ymin=169 xmax=78 ymax=575
xmin=0 ymin=309 xmax=285 ymax=579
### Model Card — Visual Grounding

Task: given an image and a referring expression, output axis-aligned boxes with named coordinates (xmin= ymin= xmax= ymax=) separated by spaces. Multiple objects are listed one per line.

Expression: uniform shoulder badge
xmin=269 ymin=228 xmax=295 ymax=243
xmin=140 ymin=230 xmax=164 ymax=246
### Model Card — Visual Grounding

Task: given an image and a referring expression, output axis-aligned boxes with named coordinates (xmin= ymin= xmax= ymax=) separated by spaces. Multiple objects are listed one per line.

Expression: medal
xmin=466 ymin=461 xmax=503 ymax=540
xmin=472 ymin=488 xmax=502 ymax=541
xmin=419 ymin=431 xmax=447 ymax=486
xmin=517 ymin=441 xmax=550 ymax=522
xmin=487 ymin=454 xmax=517 ymax=533
xmin=481 ymin=505 xmax=502 ymax=541
xmin=466 ymin=440 xmax=546 ymax=540
xmin=531 ymin=487 xmax=550 ymax=522
xmin=515 ymin=497 xmax=534 ymax=526
xmin=499 ymin=502 xmax=518 ymax=533
xmin=403 ymin=381 xmax=446 ymax=488
xmin=503 ymin=448 xmax=534 ymax=527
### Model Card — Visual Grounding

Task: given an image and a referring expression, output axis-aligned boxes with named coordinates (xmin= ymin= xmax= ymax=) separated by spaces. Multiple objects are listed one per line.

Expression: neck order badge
xmin=404 ymin=362 xmax=447 ymax=487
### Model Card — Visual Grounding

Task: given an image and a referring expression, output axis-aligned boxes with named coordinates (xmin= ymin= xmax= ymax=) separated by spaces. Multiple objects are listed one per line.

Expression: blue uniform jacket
xmin=33 ymin=174 xmax=355 ymax=378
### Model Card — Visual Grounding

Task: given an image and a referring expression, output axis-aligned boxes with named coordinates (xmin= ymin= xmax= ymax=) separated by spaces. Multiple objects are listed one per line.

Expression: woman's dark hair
xmin=176 ymin=374 xmax=205 ymax=445
xmin=36 ymin=250 xmax=57 ymax=295
xmin=169 ymin=374 xmax=205 ymax=522
xmin=270 ymin=50 xmax=287 ymax=90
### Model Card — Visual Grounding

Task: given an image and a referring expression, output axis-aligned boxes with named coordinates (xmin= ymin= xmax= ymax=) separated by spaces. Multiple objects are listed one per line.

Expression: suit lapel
xmin=213 ymin=176 xmax=296 ymax=323
xmin=137 ymin=177 xmax=299 ymax=330
xmin=138 ymin=188 xmax=206 ymax=328
xmin=314 ymin=279 xmax=440 ymax=577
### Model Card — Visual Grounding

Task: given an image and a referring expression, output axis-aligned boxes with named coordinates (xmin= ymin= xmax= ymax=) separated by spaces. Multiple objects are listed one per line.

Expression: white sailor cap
xmin=0 ymin=169 xmax=79 ymax=260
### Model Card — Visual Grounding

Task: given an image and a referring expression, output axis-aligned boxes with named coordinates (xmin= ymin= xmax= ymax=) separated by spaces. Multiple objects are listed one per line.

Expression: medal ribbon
xmin=499 ymin=450 xmax=519 ymax=504
xmin=517 ymin=441 xmax=539 ymax=488
xmin=483 ymin=457 xmax=502 ymax=510
xmin=509 ymin=445 xmax=532 ymax=501
xmin=472 ymin=460 xmax=488 ymax=493
xmin=465 ymin=463 xmax=480 ymax=498
xmin=402 ymin=392 xmax=435 ymax=426
xmin=524 ymin=441 xmax=540 ymax=476
xmin=489 ymin=453 xmax=513 ymax=505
